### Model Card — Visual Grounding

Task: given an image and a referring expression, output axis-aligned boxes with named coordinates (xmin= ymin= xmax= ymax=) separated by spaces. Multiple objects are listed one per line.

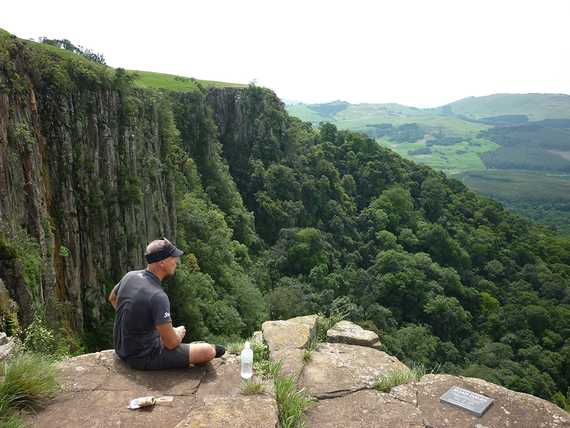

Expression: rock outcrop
xmin=28 ymin=315 xmax=570 ymax=427
xmin=27 ymin=350 xmax=278 ymax=428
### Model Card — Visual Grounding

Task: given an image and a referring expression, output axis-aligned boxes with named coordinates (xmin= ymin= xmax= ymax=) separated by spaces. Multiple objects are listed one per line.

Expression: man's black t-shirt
xmin=113 ymin=270 xmax=172 ymax=360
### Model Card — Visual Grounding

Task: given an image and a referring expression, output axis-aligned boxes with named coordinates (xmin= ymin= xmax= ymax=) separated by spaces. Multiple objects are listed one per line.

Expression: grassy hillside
xmin=130 ymin=70 xmax=246 ymax=92
xmin=444 ymin=93 xmax=570 ymax=121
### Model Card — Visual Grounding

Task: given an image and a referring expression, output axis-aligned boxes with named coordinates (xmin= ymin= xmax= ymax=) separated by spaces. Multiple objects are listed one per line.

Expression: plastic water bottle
xmin=241 ymin=341 xmax=253 ymax=379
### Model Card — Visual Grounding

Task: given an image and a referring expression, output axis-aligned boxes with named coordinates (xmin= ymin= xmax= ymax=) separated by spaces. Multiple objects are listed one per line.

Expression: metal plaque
xmin=440 ymin=386 xmax=494 ymax=417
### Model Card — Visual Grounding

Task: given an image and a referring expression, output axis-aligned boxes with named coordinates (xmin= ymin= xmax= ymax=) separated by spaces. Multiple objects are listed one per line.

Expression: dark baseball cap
xmin=145 ymin=238 xmax=184 ymax=263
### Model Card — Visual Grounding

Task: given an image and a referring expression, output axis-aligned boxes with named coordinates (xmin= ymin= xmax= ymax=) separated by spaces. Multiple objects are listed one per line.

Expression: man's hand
xmin=156 ymin=323 xmax=182 ymax=350
xmin=174 ymin=325 xmax=186 ymax=341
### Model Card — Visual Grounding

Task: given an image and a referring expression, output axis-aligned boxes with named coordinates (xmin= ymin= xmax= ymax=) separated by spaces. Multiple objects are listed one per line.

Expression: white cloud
xmin=2 ymin=0 xmax=569 ymax=107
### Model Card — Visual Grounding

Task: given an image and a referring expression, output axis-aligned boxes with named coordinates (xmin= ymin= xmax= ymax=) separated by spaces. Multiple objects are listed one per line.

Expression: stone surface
xmin=326 ymin=320 xmax=381 ymax=349
xmin=301 ymin=342 xmax=408 ymax=398
xmin=391 ymin=374 xmax=570 ymax=427
xmin=270 ymin=347 xmax=305 ymax=378
xmin=262 ymin=314 xmax=318 ymax=353
xmin=306 ymin=373 xmax=570 ymax=428
xmin=27 ymin=350 xmax=278 ymax=428
xmin=177 ymin=354 xmax=278 ymax=427
xmin=304 ymin=389 xmax=424 ymax=427
xmin=175 ymin=395 xmax=278 ymax=428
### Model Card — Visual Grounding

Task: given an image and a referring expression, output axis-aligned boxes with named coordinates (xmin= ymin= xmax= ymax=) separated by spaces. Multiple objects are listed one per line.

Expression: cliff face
xmin=0 ymin=33 xmax=268 ymax=334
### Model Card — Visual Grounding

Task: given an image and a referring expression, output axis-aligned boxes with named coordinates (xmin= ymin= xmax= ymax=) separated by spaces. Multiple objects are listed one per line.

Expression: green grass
xmin=374 ymin=364 xmax=426 ymax=393
xmin=0 ymin=415 xmax=26 ymax=428
xmin=130 ymin=70 xmax=246 ymax=92
xmin=274 ymin=375 xmax=314 ymax=428
xmin=240 ymin=379 xmax=266 ymax=395
xmin=0 ymin=354 xmax=59 ymax=421
xmin=254 ymin=359 xmax=283 ymax=380
xmin=224 ymin=340 xmax=245 ymax=355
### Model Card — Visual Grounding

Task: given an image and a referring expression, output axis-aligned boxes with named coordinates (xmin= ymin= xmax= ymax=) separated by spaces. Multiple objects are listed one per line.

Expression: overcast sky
xmin=2 ymin=0 xmax=569 ymax=107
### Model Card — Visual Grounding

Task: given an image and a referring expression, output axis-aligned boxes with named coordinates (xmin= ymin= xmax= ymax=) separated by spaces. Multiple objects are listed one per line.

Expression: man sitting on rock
xmin=109 ymin=238 xmax=224 ymax=370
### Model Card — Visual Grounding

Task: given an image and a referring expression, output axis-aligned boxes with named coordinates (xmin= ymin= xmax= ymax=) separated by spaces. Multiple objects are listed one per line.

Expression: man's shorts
xmin=125 ymin=343 xmax=190 ymax=370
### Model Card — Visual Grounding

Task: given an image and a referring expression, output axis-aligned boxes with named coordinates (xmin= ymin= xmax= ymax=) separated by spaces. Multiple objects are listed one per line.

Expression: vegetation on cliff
xmin=0 ymin=30 xmax=569 ymax=409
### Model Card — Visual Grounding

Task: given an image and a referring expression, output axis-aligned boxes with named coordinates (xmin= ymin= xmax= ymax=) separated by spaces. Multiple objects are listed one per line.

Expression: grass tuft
xmin=374 ymin=364 xmax=426 ymax=393
xmin=225 ymin=341 xmax=245 ymax=355
xmin=0 ymin=354 xmax=59 ymax=414
xmin=0 ymin=414 xmax=27 ymax=428
xmin=274 ymin=375 xmax=314 ymax=428
xmin=240 ymin=379 xmax=266 ymax=395
xmin=254 ymin=359 xmax=283 ymax=380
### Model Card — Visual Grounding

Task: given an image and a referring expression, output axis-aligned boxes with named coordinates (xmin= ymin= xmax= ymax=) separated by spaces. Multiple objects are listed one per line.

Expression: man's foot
xmin=214 ymin=344 xmax=226 ymax=358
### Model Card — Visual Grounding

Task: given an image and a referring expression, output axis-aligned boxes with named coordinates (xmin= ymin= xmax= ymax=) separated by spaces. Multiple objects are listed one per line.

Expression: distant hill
xmin=442 ymin=93 xmax=570 ymax=121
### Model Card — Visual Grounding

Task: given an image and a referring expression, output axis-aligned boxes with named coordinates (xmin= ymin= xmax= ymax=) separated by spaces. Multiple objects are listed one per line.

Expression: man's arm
xmin=108 ymin=283 xmax=120 ymax=311
xmin=155 ymin=323 xmax=186 ymax=350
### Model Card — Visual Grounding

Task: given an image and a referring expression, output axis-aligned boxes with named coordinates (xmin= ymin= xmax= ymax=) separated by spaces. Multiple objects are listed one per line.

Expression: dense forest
xmin=0 ymin=31 xmax=569 ymax=410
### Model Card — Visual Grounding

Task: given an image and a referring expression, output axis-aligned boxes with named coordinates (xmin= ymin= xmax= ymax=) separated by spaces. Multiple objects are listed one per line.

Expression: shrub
xmin=252 ymin=340 xmax=269 ymax=363
xmin=22 ymin=317 xmax=69 ymax=358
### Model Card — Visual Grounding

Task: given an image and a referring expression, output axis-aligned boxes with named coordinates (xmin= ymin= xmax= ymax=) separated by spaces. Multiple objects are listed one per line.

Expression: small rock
xmin=327 ymin=320 xmax=380 ymax=348
xmin=0 ymin=335 xmax=18 ymax=361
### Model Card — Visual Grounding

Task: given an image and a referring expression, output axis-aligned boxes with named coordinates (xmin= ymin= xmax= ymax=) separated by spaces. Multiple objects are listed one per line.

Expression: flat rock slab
xmin=196 ymin=354 xmax=274 ymax=400
xmin=262 ymin=314 xmax=318 ymax=353
xmin=391 ymin=374 xmax=570 ymax=428
xmin=27 ymin=350 xmax=225 ymax=428
xmin=186 ymin=354 xmax=277 ymax=427
xmin=58 ymin=349 xmax=206 ymax=396
xmin=175 ymin=395 xmax=278 ymax=428
xmin=301 ymin=343 xmax=408 ymax=398
xmin=27 ymin=389 xmax=197 ymax=428
xmin=327 ymin=320 xmax=380 ymax=349
xmin=304 ymin=389 xmax=424 ymax=427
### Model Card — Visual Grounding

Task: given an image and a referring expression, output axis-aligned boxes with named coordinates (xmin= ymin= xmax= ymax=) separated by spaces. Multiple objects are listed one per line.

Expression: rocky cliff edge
xmin=27 ymin=316 xmax=569 ymax=427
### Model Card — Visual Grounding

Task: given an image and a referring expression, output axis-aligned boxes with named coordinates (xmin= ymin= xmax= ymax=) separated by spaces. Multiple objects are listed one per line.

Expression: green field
xmin=378 ymin=137 xmax=499 ymax=173
xmin=456 ymin=170 xmax=570 ymax=203
xmin=130 ymin=70 xmax=247 ymax=92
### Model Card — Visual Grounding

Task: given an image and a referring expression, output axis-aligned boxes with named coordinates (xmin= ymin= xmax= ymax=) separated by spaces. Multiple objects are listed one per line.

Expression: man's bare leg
xmin=188 ymin=343 xmax=216 ymax=365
